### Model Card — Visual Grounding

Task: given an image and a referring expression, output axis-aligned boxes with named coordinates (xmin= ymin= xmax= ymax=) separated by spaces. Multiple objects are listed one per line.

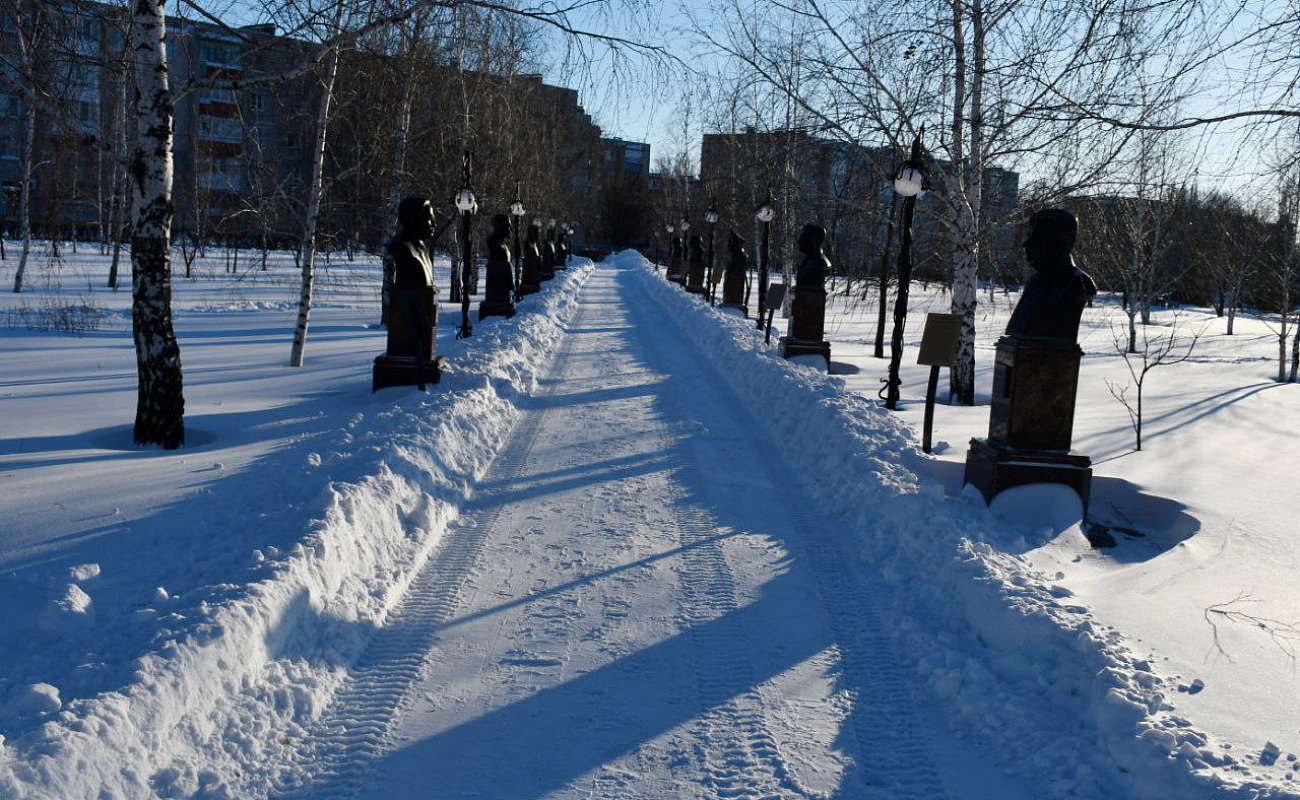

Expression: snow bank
xmin=0 ymin=265 xmax=594 ymax=800
xmin=620 ymin=251 xmax=1280 ymax=799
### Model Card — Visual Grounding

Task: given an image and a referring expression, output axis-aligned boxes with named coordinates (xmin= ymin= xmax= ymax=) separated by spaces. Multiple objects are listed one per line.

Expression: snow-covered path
xmin=276 ymin=264 xmax=1027 ymax=800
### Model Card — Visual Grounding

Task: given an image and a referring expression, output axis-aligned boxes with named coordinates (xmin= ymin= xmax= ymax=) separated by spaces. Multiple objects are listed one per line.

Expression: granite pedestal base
xmin=779 ymin=336 xmax=831 ymax=371
xmin=479 ymin=300 xmax=515 ymax=321
xmin=373 ymin=354 xmax=445 ymax=392
xmin=686 ymin=265 xmax=706 ymax=294
xmin=964 ymin=437 xmax=1092 ymax=511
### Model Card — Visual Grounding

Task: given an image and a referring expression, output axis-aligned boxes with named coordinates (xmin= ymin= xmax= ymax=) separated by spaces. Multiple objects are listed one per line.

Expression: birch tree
xmin=1 ymin=0 xmax=49 ymax=293
xmin=289 ymin=0 xmax=347 ymax=368
xmin=128 ymin=0 xmax=185 ymax=448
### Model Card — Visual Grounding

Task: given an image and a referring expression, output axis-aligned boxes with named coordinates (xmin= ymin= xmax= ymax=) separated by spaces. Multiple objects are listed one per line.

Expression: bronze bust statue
xmin=479 ymin=213 xmax=515 ymax=319
xmin=688 ymin=235 xmax=704 ymax=265
xmin=521 ymin=222 xmax=542 ymax=292
xmin=721 ymin=231 xmax=748 ymax=308
xmin=484 ymin=213 xmax=514 ymax=304
xmin=374 ymin=195 xmax=442 ymax=391
xmin=795 ymin=223 xmax=830 ymax=292
xmin=388 ymin=196 xmax=436 ymax=288
xmin=726 ymin=231 xmax=747 ymax=273
xmin=1005 ymin=209 xmax=1096 ymax=343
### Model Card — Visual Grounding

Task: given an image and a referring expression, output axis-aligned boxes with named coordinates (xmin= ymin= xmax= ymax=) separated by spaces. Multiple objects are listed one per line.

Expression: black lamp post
xmin=705 ymin=199 xmax=720 ymax=305
xmin=510 ymin=187 xmax=526 ymax=298
xmin=755 ymin=188 xmax=775 ymax=329
xmin=883 ymin=129 xmax=928 ymax=410
xmin=455 ymin=150 xmax=478 ymax=339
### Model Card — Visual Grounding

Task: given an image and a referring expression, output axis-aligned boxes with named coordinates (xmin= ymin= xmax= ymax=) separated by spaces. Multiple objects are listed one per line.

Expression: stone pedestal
xmin=964 ymin=438 xmax=1092 ymax=509
xmin=988 ymin=337 xmax=1081 ymax=450
xmin=686 ymin=262 xmax=706 ymax=294
xmin=373 ymin=285 xmax=443 ymax=391
xmin=667 ymin=255 xmax=685 ymax=286
xmin=780 ymin=287 xmax=830 ymax=370
xmin=964 ymin=336 xmax=1091 ymax=508
xmin=779 ymin=336 xmax=831 ymax=370
xmin=720 ymin=270 xmax=747 ymax=316
xmin=479 ymin=259 xmax=515 ymax=321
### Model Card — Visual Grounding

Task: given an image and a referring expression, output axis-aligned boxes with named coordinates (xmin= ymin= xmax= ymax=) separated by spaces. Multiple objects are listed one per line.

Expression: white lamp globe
xmin=510 ymin=200 xmax=526 ymax=217
xmin=455 ymin=187 xmax=477 ymax=213
xmin=894 ymin=165 xmax=925 ymax=197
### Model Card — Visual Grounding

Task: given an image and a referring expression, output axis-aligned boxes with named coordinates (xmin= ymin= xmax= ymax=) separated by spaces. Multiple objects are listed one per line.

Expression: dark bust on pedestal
xmin=374 ymin=195 xmax=444 ymax=391
xmin=667 ymin=235 xmax=685 ymax=285
xmin=540 ymin=227 xmax=556 ymax=281
xmin=964 ymin=208 xmax=1097 ymax=510
xmin=780 ymin=223 xmax=832 ymax=371
xmin=720 ymin=231 xmax=748 ymax=316
xmin=519 ymin=222 xmax=542 ymax=296
xmin=686 ymin=235 xmax=707 ymax=294
xmin=480 ymin=213 xmax=516 ymax=320
xmin=554 ymin=225 xmax=569 ymax=270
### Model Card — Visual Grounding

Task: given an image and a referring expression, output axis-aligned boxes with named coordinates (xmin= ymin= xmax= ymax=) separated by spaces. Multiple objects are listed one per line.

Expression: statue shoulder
xmin=1071 ymin=267 xmax=1098 ymax=297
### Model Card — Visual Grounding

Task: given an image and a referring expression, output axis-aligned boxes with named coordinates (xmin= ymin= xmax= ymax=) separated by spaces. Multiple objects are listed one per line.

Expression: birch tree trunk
xmin=108 ymin=69 xmax=129 ymax=291
xmin=11 ymin=94 xmax=34 ymax=293
xmin=289 ymin=0 xmax=346 ymax=368
xmin=129 ymin=0 xmax=185 ymax=448
xmin=947 ymin=0 xmax=980 ymax=405
xmin=949 ymin=0 xmax=985 ymax=406
xmin=1289 ymin=314 xmax=1298 ymax=382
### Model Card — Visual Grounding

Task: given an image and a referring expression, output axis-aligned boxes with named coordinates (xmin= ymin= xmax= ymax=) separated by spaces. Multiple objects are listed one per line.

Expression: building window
xmin=248 ymin=92 xmax=265 ymax=112
xmin=200 ymin=42 xmax=239 ymax=66
xmin=198 ymin=115 xmax=242 ymax=143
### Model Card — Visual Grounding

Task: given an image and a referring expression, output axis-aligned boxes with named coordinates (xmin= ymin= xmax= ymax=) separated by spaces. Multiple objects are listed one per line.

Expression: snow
xmin=0 ymin=240 xmax=1295 ymax=799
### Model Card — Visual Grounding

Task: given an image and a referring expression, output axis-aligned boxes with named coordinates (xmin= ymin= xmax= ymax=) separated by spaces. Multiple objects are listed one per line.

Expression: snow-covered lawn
xmin=0 ymin=240 xmax=1295 ymax=799
xmin=810 ymin=270 xmax=1298 ymax=782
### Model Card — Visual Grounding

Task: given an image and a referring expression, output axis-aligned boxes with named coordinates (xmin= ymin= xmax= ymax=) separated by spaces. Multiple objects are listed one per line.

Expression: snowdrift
xmin=0 ymin=265 xmax=594 ymax=800
xmin=620 ymin=251 xmax=1284 ymax=800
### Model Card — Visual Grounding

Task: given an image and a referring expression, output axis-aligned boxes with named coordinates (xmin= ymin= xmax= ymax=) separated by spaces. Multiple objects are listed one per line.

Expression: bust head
xmin=798 ymin=223 xmax=826 ymax=255
xmin=491 ymin=213 xmax=510 ymax=238
xmin=396 ymin=196 xmax=434 ymax=242
xmin=728 ymin=230 xmax=746 ymax=254
xmin=689 ymin=235 xmax=704 ymax=258
xmin=527 ymin=222 xmax=540 ymax=242
xmin=1024 ymin=208 xmax=1077 ymax=271
xmin=1006 ymin=207 xmax=1096 ymax=342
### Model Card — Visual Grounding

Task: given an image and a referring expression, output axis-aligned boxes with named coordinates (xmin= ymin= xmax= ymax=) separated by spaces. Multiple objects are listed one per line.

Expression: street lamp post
xmin=755 ymin=189 xmax=775 ymax=330
xmin=883 ymin=129 xmax=928 ymax=410
xmin=455 ymin=150 xmax=478 ymax=339
xmin=682 ymin=211 xmax=696 ymax=292
xmin=510 ymin=187 xmax=526 ymax=299
xmin=705 ymin=200 xmax=720 ymax=305
xmin=665 ymin=222 xmax=676 ymax=280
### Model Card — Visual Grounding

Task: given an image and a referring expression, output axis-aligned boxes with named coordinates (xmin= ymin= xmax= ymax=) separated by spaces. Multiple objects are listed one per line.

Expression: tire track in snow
xmin=629 ymin=269 xmax=949 ymax=800
xmin=629 ymin=312 xmax=811 ymax=800
xmin=271 ymin=333 xmax=578 ymax=800
xmin=673 ymin=507 xmax=800 ymax=800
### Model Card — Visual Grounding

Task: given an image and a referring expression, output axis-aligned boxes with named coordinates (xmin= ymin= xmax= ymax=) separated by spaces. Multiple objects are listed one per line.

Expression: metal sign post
xmin=763 ymin=284 xmax=787 ymax=344
xmin=917 ymin=312 xmax=963 ymax=453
